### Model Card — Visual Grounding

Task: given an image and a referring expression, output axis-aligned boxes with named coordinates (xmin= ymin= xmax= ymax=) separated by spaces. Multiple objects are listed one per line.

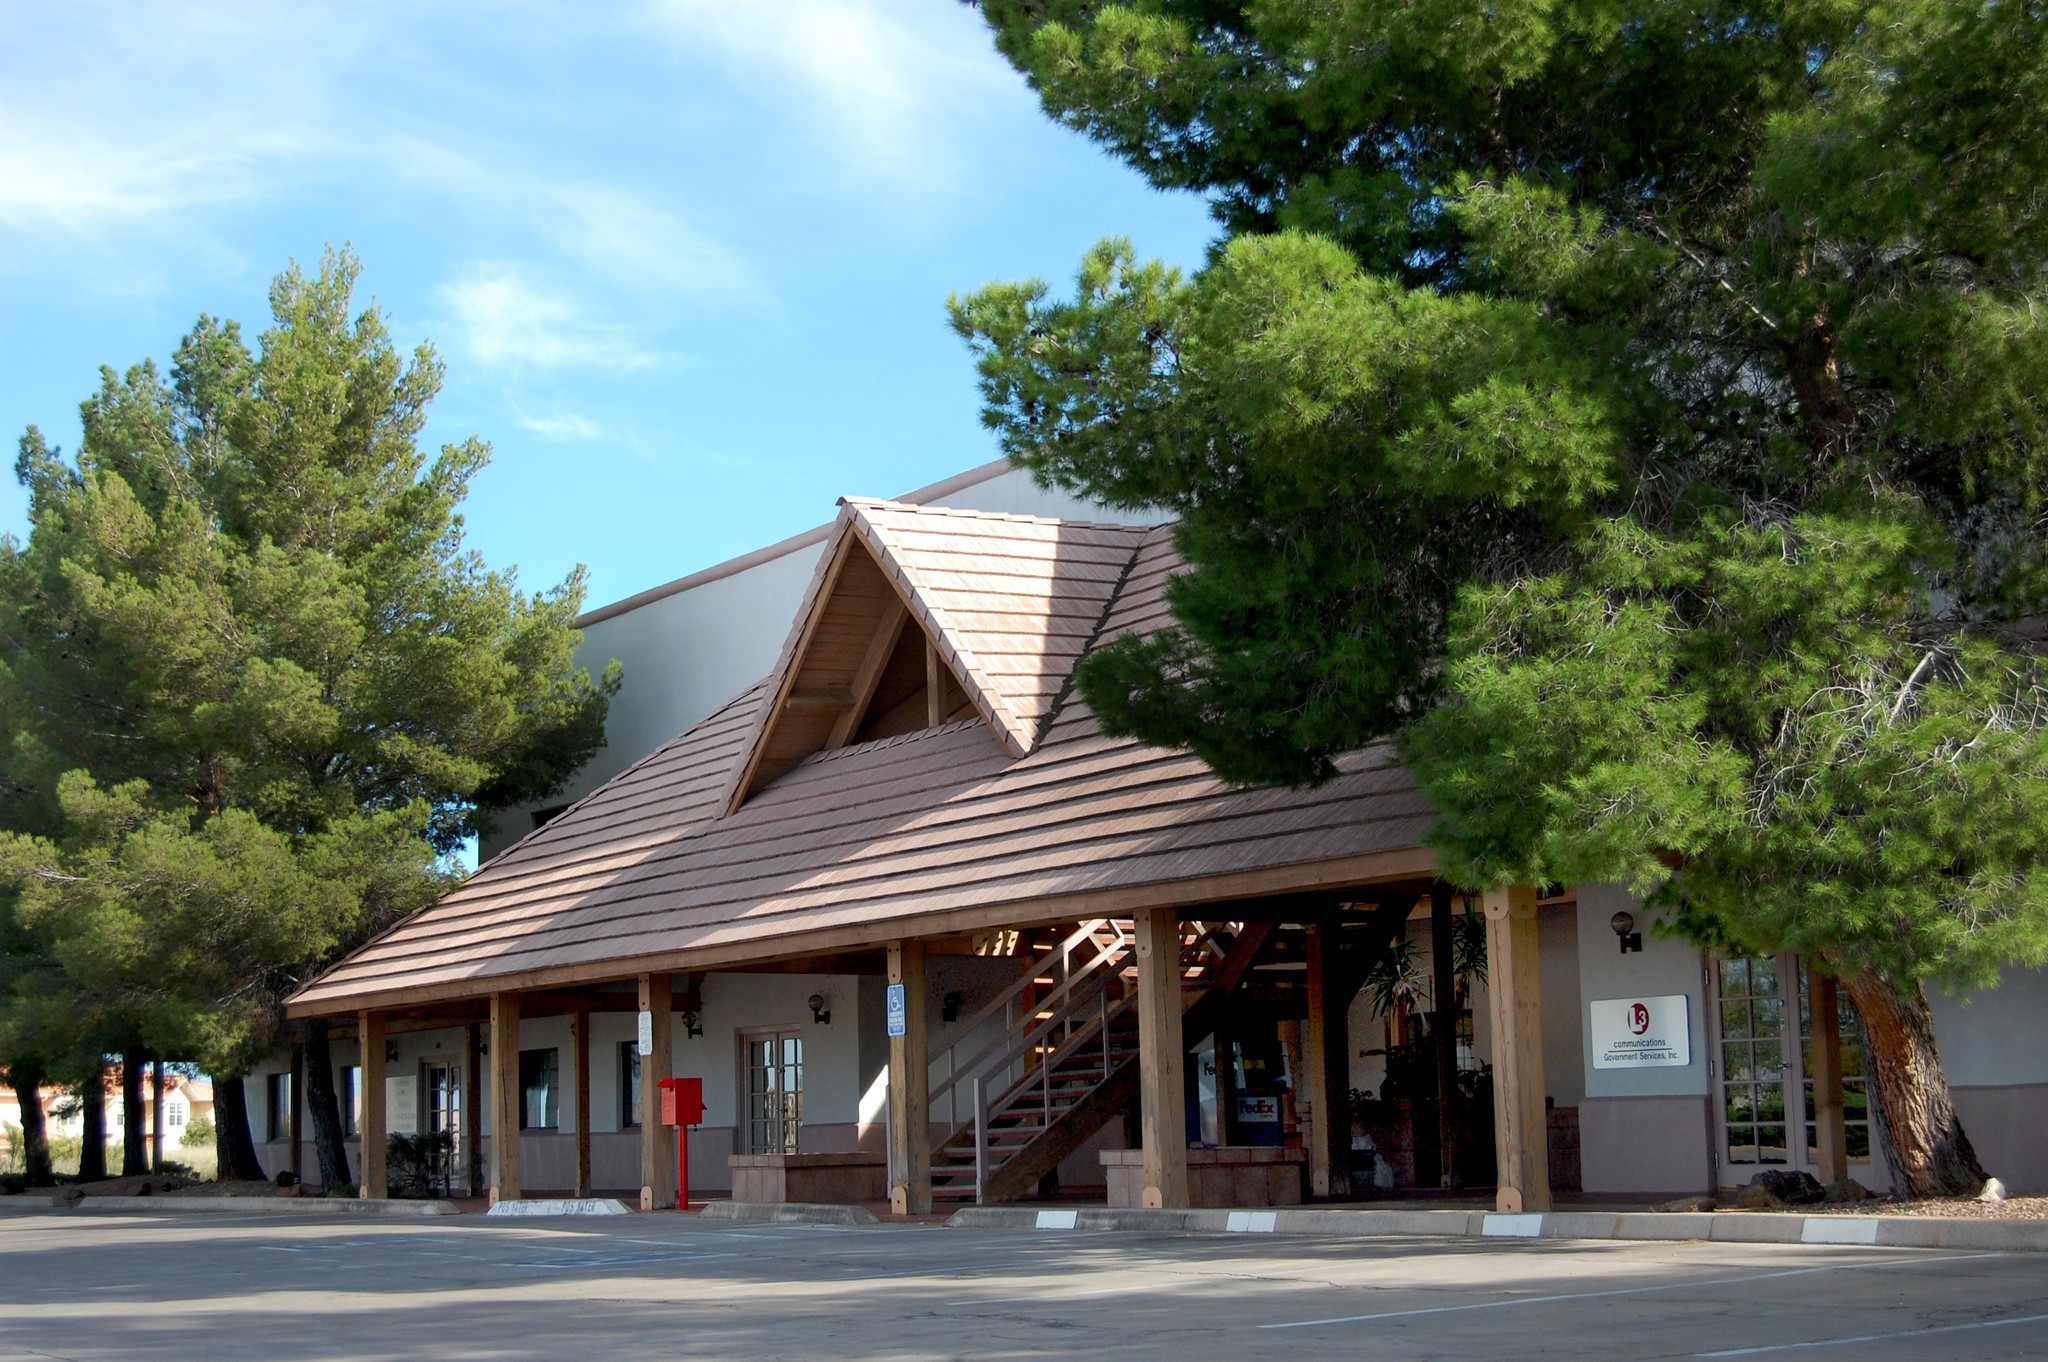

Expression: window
xmin=618 ymin=1042 xmax=642 ymax=1129
xmin=340 ymin=1066 xmax=360 ymax=1138
xmin=743 ymin=1030 xmax=802 ymax=1154
xmin=519 ymin=1049 xmax=559 ymax=1130
xmin=165 ymin=1096 xmax=186 ymax=1129
xmin=265 ymin=1072 xmax=293 ymax=1143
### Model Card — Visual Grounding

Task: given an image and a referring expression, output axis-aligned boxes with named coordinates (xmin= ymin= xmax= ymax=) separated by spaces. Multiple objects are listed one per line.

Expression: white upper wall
xmin=480 ymin=459 xmax=1168 ymax=861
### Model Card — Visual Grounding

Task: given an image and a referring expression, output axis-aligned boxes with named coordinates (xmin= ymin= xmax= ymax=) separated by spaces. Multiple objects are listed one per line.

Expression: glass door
xmin=1712 ymin=954 xmax=1883 ymax=1187
xmin=743 ymin=1031 xmax=802 ymax=1154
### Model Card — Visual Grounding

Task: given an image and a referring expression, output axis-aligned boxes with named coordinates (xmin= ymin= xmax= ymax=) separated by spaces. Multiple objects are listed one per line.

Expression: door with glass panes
xmin=1711 ymin=953 xmax=1885 ymax=1188
xmin=741 ymin=1030 xmax=802 ymax=1155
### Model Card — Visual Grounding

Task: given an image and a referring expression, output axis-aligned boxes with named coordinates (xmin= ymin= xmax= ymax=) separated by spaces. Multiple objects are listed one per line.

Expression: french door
xmin=1711 ymin=953 xmax=1883 ymax=1188
xmin=742 ymin=1030 xmax=803 ymax=1155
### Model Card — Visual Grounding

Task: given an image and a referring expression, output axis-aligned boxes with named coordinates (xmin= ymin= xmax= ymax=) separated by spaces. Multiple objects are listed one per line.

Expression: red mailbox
xmin=657 ymin=1077 xmax=704 ymax=1210
xmin=659 ymin=1076 xmax=704 ymax=1127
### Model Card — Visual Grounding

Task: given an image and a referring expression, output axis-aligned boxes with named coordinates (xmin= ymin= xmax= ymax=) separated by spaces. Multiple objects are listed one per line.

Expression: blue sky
xmin=0 ymin=1 xmax=1214 ymax=611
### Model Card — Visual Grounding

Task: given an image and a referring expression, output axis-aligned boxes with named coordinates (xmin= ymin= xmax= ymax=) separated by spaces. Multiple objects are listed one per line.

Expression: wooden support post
xmin=150 ymin=1059 xmax=166 ymax=1173
xmin=887 ymin=940 xmax=931 ymax=1215
xmin=490 ymin=992 xmax=521 ymax=1205
xmin=1431 ymin=883 xmax=1459 ymax=1189
xmin=1809 ymin=961 xmax=1848 ymax=1187
xmin=639 ymin=973 xmax=675 ymax=1211
xmin=924 ymin=638 xmax=943 ymax=728
xmin=358 ymin=1011 xmax=387 ymax=1199
xmin=574 ymin=1008 xmax=593 ymax=1198
xmin=1134 ymin=905 xmax=1189 ymax=1209
xmin=288 ymin=1044 xmax=304 ymax=1185
xmin=463 ymin=1023 xmax=484 ymax=1198
xmin=1483 ymin=886 xmax=1549 ymax=1213
xmin=1303 ymin=922 xmax=1350 ymax=1200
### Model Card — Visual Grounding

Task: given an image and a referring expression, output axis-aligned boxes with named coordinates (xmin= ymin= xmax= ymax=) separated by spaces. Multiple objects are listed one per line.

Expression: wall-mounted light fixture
xmin=385 ymin=1040 xmax=400 ymax=1063
xmin=1611 ymin=910 xmax=1644 ymax=955
xmin=807 ymin=992 xmax=832 ymax=1025
xmin=941 ymin=991 xmax=963 ymax=1024
xmin=681 ymin=1010 xmax=704 ymax=1039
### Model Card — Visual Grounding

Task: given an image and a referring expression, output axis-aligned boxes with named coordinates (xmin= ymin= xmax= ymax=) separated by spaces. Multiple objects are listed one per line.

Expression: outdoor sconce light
xmin=942 ymin=991 xmax=963 ymax=1023
xmin=1611 ymin=910 xmax=1644 ymax=955
xmin=384 ymin=1040 xmax=400 ymax=1063
xmin=681 ymin=1010 xmax=704 ymax=1039
xmin=807 ymin=993 xmax=832 ymax=1025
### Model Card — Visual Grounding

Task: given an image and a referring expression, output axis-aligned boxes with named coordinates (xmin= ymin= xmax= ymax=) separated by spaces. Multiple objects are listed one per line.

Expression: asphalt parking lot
xmin=2 ymin=1210 xmax=2044 ymax=1361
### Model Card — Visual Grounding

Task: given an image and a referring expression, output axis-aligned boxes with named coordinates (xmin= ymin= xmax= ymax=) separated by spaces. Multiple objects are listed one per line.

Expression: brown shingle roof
xmin=286 ymin=507 xmax=1435 ymax=1015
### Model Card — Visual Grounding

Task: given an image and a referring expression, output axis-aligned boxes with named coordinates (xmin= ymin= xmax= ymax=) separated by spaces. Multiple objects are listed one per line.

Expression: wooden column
xmin=463 ymin=1023 xmax=484 ymax=1197
xmin=288 ymin=1044 xmax=304 ymax=1185
xmin=358 ymin=1011 xmax=387 ymax=1199
xmin=887 ymin=940 xmax=931 ymax=1215
xmin=574 ymin=1008 xmax=593 ymax=1198
xmin=1808 ymin=962 xmax=1848 ymax=1187
xmin=1303 ymin=922 xmax=1350 ymax=1199
xmin=1483 ymin=885 xmax=1549 ymax=1214
xmin=638 ymin=973 xmax=675 ymax=1211
xmin=489 ymin=992 xmax=521 ymax=1205
xmin=1134 ymin=905 xmax=1189 ymax=1209
xmin=1431 ymin=883 xmax=1459 ymax=1188
xmin=150 ymin=1059 xmax=166 ymax=1172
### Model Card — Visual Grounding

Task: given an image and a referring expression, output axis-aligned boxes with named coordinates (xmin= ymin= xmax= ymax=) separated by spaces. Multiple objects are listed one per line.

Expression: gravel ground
xmin=1803 ymin=1194 xmax=2048 ymax=1219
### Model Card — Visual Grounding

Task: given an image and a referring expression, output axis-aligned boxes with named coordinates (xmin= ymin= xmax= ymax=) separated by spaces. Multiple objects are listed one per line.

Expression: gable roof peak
xmin=716 ymin=498 xmax=1150 ymax=814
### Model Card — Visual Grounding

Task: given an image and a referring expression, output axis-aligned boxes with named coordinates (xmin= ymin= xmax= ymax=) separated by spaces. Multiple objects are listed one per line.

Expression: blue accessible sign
xmin=885 ymin=983 xmax=907 ymax=1037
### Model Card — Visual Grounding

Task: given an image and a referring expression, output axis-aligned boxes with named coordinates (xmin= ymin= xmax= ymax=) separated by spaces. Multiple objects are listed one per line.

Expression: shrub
xmin=180 ymin=1116 xmax=215 ymax=1149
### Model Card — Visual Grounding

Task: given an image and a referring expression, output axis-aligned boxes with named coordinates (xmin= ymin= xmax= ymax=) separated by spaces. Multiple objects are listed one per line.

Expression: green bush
xmin=1 ymin=1124 xmax=21 ymax=1175
xmin=180 ymin=1116 xmax=215 ymax=1148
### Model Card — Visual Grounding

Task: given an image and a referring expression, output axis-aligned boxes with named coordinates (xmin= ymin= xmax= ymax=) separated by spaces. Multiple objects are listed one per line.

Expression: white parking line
xmin=1695 ymin=1311 xmax=2048 ymax=1356
xmin=1257 ymin=1253 xmax=2000 ymax=1330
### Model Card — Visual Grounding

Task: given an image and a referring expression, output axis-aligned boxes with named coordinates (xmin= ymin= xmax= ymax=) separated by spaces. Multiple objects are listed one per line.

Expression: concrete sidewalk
xmin=947 ymin=1203 xmax=2048 ymax=1251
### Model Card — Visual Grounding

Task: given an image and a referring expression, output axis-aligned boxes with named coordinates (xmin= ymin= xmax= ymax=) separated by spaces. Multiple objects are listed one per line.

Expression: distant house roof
xmin=288 ymin=502 xmax=1435 ymax=1016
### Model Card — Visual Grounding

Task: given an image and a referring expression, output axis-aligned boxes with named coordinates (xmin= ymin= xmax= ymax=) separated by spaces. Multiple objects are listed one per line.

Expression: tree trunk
xmin=213 ymin=1075 xmax=266 ymax=1183
xmin=302 ymin=1020 xmax=351 ymax=1191
xmin=120 ymin=1052 xmax=147 ymax=1176
xmin=8 ymin=1066 xmax=55 ymax=1186
xmin=77 ymin=1070 xmax=107 ymax=1182
xmin=1840 ymin=970 xmax=1987 ymax=1198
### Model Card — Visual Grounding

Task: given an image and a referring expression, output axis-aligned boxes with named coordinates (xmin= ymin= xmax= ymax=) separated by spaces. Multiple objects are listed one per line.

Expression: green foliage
xmin=0 ymin=247 xmax=618 ymax=1077
xmin=959 ymin=2 xmax=2048 ymax=999
xmin=180 ymin=1116 xmax=214 ymax=1149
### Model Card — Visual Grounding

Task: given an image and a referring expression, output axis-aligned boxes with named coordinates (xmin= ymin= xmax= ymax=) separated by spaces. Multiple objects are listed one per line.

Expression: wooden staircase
xmin=925 ymin=917 xmax=1273 ymax=1204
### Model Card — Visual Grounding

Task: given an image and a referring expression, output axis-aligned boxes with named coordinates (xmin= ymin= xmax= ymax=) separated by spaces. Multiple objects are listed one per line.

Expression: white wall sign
xmin=637 ymin=1010 xmax=654 ymax=1057
xmin=1590 ymin=994 xmax=1692 ymax=1069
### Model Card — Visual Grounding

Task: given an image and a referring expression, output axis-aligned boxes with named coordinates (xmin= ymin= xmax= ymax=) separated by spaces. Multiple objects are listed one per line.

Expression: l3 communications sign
xmin=1589 ymin=994 xmax=1692 ymax=1069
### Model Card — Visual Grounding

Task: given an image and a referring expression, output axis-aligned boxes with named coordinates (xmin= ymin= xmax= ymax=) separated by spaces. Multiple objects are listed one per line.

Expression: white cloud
xmin=637 ymin=0 xmax=1024 ymax=191
xmin=438 ymin=264 xmax=676 ymax=373
xmin=544 ymin=183 xmax=756 ymax=298
xmin=514 ymin=406 xmax=608 ymax=442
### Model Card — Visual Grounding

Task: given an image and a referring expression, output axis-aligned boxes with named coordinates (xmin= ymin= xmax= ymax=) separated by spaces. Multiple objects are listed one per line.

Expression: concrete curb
xmin=0 ymin=1193 xmax=459 ymax=1217
xmin=698 ymin=1200 xmax=881 ymax=1226
xmin=945 ymin=1205 xmax=2048 ymax=1252
xmin=486 ymin=1198 xmax=632 ymax=1218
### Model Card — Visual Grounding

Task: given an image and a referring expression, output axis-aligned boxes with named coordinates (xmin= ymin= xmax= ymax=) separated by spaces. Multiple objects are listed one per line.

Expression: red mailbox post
xmin=657 ymin=1077 xmax=704 ymax=1210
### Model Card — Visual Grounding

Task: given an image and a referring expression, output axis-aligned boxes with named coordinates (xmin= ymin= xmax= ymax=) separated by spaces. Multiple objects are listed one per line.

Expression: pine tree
xmin=955 ymin=1 xmax=2048 ymax=1196
xmin=0 ymin=248 xmax=618 ymax=1183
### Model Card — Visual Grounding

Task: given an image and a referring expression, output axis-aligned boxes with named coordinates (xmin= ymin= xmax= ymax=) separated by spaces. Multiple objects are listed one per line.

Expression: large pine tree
xmin=0 ymin=249 xmax=618 ymax=1183
xmin=954 ymin=1 xmax=2048 ymax=1196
